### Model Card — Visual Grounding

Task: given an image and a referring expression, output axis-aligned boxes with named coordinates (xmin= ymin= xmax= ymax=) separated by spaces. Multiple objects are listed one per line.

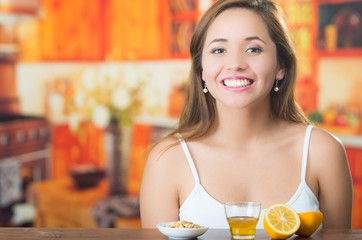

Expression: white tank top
xmin=178 ymin=125 xmax=320 ymax=229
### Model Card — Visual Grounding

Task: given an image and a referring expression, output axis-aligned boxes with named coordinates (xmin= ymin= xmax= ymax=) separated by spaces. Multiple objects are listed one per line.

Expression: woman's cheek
xmin=202 ymin=58 xmax=222 ymax=82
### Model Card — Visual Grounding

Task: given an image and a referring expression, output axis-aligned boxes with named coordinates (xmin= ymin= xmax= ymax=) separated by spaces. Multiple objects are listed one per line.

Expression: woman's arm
xmin=140 ymin=139 xmax=181 ymax=228
xmin=311 ymin=129 xmax=353 ymax=228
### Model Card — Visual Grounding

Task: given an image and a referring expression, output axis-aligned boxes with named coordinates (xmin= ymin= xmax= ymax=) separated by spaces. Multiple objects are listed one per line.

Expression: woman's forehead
xmin=204 ymin=8 xmax=271 ymax=44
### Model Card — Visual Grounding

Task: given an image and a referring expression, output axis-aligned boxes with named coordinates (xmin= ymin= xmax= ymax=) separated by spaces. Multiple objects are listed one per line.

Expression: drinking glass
xmin=224 ymin=201 xmax=261 ymax=239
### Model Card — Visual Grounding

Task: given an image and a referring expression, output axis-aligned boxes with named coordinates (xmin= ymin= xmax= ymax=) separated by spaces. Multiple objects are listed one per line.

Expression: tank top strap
xmin=301 ymin=125 xmax=314 ymax=182
xmin=176 ymin=134 xmax=200 ymax=185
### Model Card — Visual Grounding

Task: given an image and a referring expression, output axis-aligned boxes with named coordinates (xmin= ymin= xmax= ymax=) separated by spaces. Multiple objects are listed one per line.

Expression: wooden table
xmin=0 ymin=228 xmax=361 ymax=240
xmin=29 ymin=178 xmax=109 ymax=228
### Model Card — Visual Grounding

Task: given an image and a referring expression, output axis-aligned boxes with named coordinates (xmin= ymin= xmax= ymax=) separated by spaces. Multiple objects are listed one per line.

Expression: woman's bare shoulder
xmin=308 ymin=127 xmax=352 ymax=228
xmin=140 ymin=136 xmax=187 ymax=226
xmin=311 ymin=126 xmax=345 ymax=150
xmin=309 ymin=126 xmax=347 ymax=166
xmin=145 ymin=135 xmax=186 ymax=169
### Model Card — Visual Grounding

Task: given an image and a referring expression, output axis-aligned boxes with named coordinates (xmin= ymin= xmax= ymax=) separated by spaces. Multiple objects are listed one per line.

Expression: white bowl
xmin=157 ymin=222 xmax=209 ymax=239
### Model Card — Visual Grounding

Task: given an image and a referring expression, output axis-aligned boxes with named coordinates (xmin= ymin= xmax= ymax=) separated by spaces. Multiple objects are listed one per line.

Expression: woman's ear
xmin=276 ymin=67 xmax=285 ymax=81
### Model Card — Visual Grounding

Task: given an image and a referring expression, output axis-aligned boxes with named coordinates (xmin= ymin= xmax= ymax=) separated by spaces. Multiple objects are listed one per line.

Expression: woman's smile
xmin=221 ymin=76 xmax=255 ymax=92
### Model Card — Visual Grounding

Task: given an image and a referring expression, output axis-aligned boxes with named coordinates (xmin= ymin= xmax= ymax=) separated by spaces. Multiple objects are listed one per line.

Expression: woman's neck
xmin=209 ymin=104 xmax=280 ymax=148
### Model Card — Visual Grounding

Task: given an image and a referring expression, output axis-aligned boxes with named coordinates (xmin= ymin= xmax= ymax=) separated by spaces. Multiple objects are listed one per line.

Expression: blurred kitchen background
xmin=0 ymin=0 xmax=361 ymax=229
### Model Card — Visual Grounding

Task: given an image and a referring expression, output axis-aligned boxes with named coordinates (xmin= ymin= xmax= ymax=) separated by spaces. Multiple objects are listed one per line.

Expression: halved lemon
xmin=263 ymin=203 xmax=301 ymax=239
xmin=296 ymin=211 xmax=323 ymax=237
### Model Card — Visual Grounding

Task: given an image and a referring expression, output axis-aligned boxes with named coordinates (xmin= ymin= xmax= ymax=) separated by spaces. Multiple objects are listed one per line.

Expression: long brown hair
xmin=168 ymin=0 xmax=309 ymax=142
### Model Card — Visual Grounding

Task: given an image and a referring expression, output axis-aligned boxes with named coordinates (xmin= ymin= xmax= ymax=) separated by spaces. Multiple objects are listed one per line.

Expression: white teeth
xmin=223 ymin=79 xmax=252 ymax=88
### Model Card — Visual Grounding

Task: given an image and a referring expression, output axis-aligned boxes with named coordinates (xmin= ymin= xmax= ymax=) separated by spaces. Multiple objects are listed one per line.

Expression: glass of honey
xmin=224 ymin=201 xmax=261 ymax=239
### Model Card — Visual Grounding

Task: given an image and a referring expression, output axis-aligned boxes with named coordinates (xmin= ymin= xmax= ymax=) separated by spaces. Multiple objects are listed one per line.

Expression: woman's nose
xmin=226 ymin=52 xmax=248 ymax=70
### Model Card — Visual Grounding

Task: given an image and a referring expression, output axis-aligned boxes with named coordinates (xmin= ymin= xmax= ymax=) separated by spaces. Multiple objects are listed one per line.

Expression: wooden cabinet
xmin=0 ymin=117 xmax=50 ymax=206
xmin=316 ymin=0 xmax=362 ymax=57
xmin=104 ymin=0 xmax=165 ymax=60
xmin=17 ymin=0 xmax=199 ymax=61
xmin=166 ymin=0 xmax=198 ymax=58
xmin=99 ymin=0 xmax=199 ymax=60
xmin=40 ymin=0 xmax=104 ymax=60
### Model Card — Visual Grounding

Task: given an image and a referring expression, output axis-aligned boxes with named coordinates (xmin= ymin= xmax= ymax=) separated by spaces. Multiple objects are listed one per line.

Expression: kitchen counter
xmin=0 ymin=228 xmax=361 ymax=240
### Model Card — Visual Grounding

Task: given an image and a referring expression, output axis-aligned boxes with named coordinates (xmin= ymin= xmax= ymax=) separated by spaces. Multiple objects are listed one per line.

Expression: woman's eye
xmin=212 ymin=48 xmax=225 ymax=54
xmin=246 ymin=47 xmax=262 ymax=53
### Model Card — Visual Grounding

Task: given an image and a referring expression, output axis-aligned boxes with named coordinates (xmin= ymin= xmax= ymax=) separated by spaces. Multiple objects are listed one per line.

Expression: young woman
xmin=140 ymin=0 xmax=353 ymax=229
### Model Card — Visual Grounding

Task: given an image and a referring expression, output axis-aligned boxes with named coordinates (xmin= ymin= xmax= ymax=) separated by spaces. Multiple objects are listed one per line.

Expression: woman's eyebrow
xmin=207 ymin=36 xmax=267 ymax=46
xmin=245 ymin=36 xmax=266 ymax=44
xmin=207 ymin=38 xmax=227 ymax=46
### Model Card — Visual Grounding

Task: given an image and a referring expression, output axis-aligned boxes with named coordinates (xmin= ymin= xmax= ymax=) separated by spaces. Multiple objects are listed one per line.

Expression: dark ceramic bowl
xmin=69 ymin=167 xmax=106 ymax=189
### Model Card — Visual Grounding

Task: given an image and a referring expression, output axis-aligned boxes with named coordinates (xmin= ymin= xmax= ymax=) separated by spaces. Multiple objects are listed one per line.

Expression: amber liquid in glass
xmin=227 ymin=216 xmax=258 ymax=239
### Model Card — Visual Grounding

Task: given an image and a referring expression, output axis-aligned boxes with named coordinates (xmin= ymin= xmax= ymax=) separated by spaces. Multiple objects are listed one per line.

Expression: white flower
xmin=48 ymin=93 xmax=65 ymax=123
xmin=74 ymin=90 xmax=85 ymax=108
xmin=68 ymin=113 xmax=84 ymax=131
xmin=98 ymin=66 xmax=110 ymax=85
xmin=142 ymin=87 xmax=158 ymax=110
xmin=92 ymin=104 xmax=111 ymax=129
xmin=123 ymin=66 xmax=141 ymax=90
xmin=98 ymin=65 xmax=122 ymax=86
xmin=48 ymin=93 xmax=64 ymax=109
xmin=111 ymin=86 xmax=131 ymax=110
xmin=82 ymin=68 xmax=97 ymax=91
xmin=87 ymin=96 xmax=97 ymax=109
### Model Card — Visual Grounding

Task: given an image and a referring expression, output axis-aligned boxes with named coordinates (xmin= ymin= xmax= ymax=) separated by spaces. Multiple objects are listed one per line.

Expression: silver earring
xmin=274 ymin=80 xmax=279 ymax=92
xmin=203 ymin=82 xmax=208 ymax=93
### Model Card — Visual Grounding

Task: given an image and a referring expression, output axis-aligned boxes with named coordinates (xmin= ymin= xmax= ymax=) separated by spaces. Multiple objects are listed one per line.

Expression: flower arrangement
xmin=67 ymin=64 xmax=145 ymax=130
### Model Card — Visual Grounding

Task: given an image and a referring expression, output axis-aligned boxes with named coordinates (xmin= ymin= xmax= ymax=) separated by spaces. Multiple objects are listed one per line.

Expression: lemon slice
xmin=263 ymin=203 xmax=301 ymax=239
xmin=296 ymin=211 xmax=323 ymax=237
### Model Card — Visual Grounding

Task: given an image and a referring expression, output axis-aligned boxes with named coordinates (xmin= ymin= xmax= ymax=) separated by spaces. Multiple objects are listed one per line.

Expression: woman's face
xmin=201 ymin=8 xmax=284 ymax=109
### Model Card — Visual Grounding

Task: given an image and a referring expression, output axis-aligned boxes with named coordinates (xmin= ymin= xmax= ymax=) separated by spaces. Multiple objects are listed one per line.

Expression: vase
xmin=104 ymin=118 xmax=131 ymax=196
